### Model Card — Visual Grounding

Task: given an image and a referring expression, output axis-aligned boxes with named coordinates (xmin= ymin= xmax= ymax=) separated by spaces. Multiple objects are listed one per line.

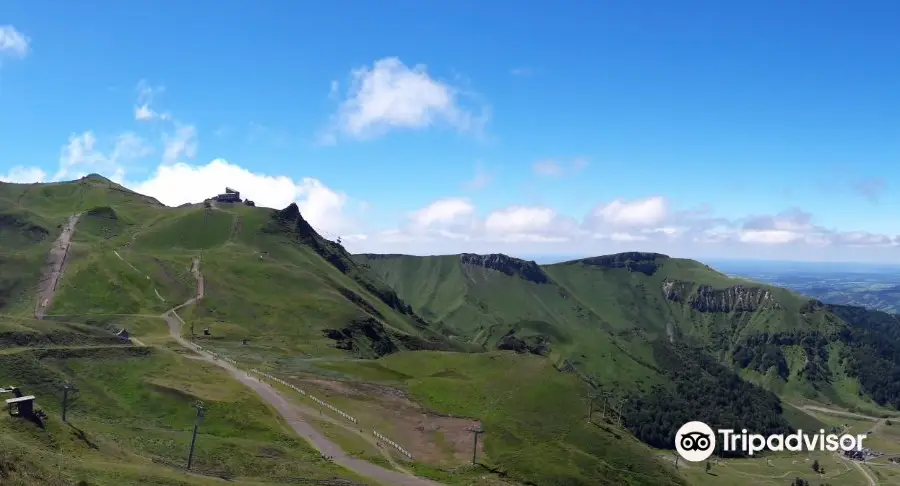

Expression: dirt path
xmin=839 ymin=454 xmax=877 ymax=486
xmin=35 ymin=214 xmax=81 ymax=320
xmin=190 ymin=257 xmax=204 ymax=299
xmin=162 ymin=260 xmax=442 ymax=486
xmin=792 ymin=404 xmax=883 ymax=422
xmin=261 ymin=373 xmax=415 ymax=474
xmin=787 ymin=402 xmax=878 ymax=485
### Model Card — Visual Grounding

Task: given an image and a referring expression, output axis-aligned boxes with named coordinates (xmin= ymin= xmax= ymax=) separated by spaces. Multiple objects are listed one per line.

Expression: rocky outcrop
xmin=356 ymin=253 xmax=407 ymax=260
xmin=459 ymin=253 xmax=550 ymax=284
xmin=0 ymin=213 xmax=49 ymax=244
xmin=495 ymin=330 xmax=551 ymax=356
xmin=267 ymin=204 xmax=428 ymax=327
xmin=322 ymin=317 xmax=398 ymax=357
xmin=662 ymin=279 xmax=782 ymax=312
xmin=85 ymin=206 xmax=117 ymax=220
xmin=800 ymin=299 xmax=826 ymax=314
xmin=577 ymin=252 xmax=669 ymax=276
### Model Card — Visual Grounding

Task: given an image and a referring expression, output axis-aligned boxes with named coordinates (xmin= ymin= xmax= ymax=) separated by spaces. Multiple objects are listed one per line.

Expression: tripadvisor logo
xmin=675 ymin=421 xmax=867 ymax=462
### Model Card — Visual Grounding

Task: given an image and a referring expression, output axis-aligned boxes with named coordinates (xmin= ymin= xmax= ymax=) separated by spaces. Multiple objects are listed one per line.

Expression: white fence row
xmin=191 ymin=342 xmax=238 ymax=365
xmin=249 ymin=369 xmax=358 ymax=424
xmin=193 ymin=354 xmax=413 ymax=461
xmin=373 ymin=430 xmax=412 ymax=459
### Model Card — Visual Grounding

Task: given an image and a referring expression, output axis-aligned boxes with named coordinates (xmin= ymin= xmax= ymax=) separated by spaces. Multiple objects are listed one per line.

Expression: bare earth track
xmin=164 ymin=257 xmax=443 ymax=486
xmin=788 ymin=402 xmax=878 ymax=486
xmin=35 ymin=213 xmax=81 ymax=320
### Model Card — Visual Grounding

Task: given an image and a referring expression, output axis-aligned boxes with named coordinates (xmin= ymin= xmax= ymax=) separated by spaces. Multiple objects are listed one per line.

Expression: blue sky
xmin=2 ymin=1 xmax=900 ymax=262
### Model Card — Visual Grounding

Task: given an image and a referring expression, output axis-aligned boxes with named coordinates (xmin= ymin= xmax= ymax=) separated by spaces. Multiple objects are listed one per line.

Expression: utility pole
xmin=60 ymin=382 xmax=78 ymax=423
xmin=588 ymin=393 xmax=595 ymax=422
xmin=616 ymin=398 xmax=628 ymax=427
xmin=187 ymin=401 xmax=205 ymax=470
xmin=469 ymin=425 xmax=485 ymax=465
xmin=601 ymin=391 xmax=613 ymax=419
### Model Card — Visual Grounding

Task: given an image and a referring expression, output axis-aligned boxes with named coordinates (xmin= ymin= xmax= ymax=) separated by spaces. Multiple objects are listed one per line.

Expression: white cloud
xmin=510 ymin=67 xmax=534 ymax=77
xmin=738 ymin=230 xmax=803 ymax=245
xmin=0 ymin=166 xmax=46 ymax=183
xmin=54 ymin=131 xmax=152 ymax=183
xmin=135 ymin=104 xmax=156 ymax=121
xmin=134 ymin=80 xmax=171 ymax=122
xmin=409 ymin=198 xmax=475 ymax=228
xmin=323 ymin=57 xmax=489 ymax=142
xmin=162 ymin=124 xmax=198 ymax=164
xmin=129 ymin=159 xmax=355 ymax=236
xmin=485 ymin=206 xmax=556 ymax=234
xmin=0 ymin=26 xmax=29 ymax=58
xmin=590 ymin=196 xmax=668 ymax=228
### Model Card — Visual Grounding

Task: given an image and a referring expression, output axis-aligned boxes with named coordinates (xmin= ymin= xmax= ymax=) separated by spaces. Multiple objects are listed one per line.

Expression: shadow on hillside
xmin=67 ymin=423 xmax=99 ymax=450
xmin=587 ymin=418 xmax=623 ymax=439
xmin=476 ymin=462 xmax=511 ymax=479
xmin=24 ymin=412 xmax=45 ymax=429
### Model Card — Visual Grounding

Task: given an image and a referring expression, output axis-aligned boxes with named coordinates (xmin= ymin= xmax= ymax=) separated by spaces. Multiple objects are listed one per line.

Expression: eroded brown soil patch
xmin=293 ymin=376 xmax=484 ymax=466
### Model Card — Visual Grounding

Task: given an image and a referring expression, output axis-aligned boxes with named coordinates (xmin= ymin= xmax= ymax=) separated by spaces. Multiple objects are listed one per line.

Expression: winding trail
xmin=786 ymin=402 xmax=879 ymax=486
xmin=163 ymin=257 xmax=442 ymax=486
xmin=35 ymin=214 xmax=81 ymax=320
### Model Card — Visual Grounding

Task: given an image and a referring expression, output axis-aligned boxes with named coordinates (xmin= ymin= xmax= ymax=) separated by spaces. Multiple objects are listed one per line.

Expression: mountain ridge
xmin=3 ymin=175 xmax=897 ymax=486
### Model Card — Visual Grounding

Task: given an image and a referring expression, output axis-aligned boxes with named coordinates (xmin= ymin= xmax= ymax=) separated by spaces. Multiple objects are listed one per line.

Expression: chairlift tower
xmin=59 ymin=382 xmax=78 ymax=423
xmin=468 ymin=425 xmax=485 ymax=465
xmin=616 ymin=398 xmax=628 ymax=427
xmin=187 ymin=401 xmax=205 ymax=470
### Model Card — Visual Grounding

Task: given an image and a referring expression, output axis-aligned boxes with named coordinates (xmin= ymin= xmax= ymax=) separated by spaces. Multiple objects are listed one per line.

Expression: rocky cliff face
xmin=267 ymin=204 xmax=423 ymax=322
xmin=577 ymin=252 xmax=669 ymax=276
xmin=459 ymin=253 xmax=550 ymax=284
xmin=662 ymin=279 xmax=782 ymax=312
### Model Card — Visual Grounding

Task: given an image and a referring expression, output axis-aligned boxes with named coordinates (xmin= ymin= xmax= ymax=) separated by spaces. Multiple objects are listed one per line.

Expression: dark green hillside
xmin=356 ymin=250 xmax=900 ymax=448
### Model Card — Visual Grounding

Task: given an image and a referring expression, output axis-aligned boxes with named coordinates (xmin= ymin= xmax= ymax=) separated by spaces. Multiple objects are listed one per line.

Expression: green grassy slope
xmin=354 ymin=251 xmax=900 ymax=455
xmin=11 ymin=174 xmax=894 ymax=486
xmin=0 ymin=340 xmax=367 ymax=485
xmin=0 ymin=175 xmax=451 ymax=362
xmin=317 ymin=350 xmax=685 ymax=486
xmin=0 ymin=175 xmax=455 ymax=484
xmin=385 ymin=351 xmax=684 ymax=486
xmin=355 ymin=253 xmax=662 ymax=391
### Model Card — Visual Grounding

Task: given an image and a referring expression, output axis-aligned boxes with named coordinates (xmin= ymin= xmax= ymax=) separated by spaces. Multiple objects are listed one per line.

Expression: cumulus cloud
xmin=0 ymin=25 xmax=29 ymax=58
xmin=162 ymin=124 xmax=198 ymax=164
xmin=0 ymin=166 xmax=46 ymax=183
xmin=589 ymin=196 xmax=668 ymax=228
xmin=485 ymin=206 xmax=555 ymax=233
xmin=129 ymin=159 xmax=355 ymax=236
xmin=54 ymin=131 xmax=153 ymax=182
xmin=322 ymin=57 xmax=490 ymax=142
xmin=409 ymin=198 xmax=475 ymax=228
xmin=348 ymin=192 xmax=900 ymax=260
xmin=134 ymin=80 xmax=171 ymax=122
